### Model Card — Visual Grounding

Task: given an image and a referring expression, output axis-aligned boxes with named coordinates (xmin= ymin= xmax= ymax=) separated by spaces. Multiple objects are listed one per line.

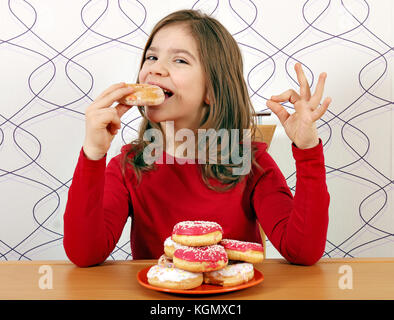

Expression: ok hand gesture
xmin=266 ymin=63 xmax=331 ymax=149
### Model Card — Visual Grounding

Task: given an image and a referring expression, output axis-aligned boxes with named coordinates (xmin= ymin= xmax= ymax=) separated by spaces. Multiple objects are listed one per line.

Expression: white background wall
xmin=0 ymin=0 xmax=393 ymax=261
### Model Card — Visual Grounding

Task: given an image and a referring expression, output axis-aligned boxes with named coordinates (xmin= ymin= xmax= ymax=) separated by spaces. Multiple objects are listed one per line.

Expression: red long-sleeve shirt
xmin=63 ymin=141 xmax=329 ymax=267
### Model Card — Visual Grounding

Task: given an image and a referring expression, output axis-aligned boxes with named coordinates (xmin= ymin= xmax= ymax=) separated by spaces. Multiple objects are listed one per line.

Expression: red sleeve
xmin=63 ymin=148 xmax=131 ymax=267
xmin=252 ymin=140 xmax=329 ymax=265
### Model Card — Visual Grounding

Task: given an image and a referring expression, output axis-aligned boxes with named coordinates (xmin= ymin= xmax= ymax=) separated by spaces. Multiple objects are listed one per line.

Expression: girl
xmin=63 ymin=9 xmax=331 ymax=267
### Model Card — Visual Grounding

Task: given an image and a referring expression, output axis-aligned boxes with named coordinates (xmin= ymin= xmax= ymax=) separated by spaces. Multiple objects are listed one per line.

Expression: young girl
xmin=63 ymin=9 xmax=331 ymax=267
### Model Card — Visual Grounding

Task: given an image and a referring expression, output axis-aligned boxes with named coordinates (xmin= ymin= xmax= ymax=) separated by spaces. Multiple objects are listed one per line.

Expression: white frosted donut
xmin=147 ymin=264 xmax=203 ymax=290
xmin=163 ymin=237 xmax=189 ymax=258
xmin=173 ymin=244 xmax=228 ymax=272
xmin=204 ymin=262 xmax=254 ymax=287
xmin=172 ymin=221 xmax=223 ymax=246
xmin=220 ymin=239 xmax=264 ymax=263
xmin=157 ymin=254 xmax=173 ymax=267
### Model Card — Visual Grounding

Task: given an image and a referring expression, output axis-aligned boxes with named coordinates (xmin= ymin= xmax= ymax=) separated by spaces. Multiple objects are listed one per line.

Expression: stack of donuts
xmin=146 ymin=220 xmax=264 ymax=290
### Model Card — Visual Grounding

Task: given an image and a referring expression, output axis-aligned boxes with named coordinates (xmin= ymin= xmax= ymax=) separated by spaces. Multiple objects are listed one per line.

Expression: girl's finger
xmin=295 ymin=63 xmax=311 ymax=100
xmin=114 ymin=103 xmax=132 ymax=119
xmin=266 ymin=100 xmax=291 ymax=125
xmin=312 ymin=97 xmax=331 ymax=121
xmin=271 ymin=89 xmax=301 ymax=104
xmin=107 ymin=109 xmax=122 ymax=135
xmin=309 ymin=72 xmax=327 ymax=107
xmin=94 ymin=108 xmax=121 ymax=128
xmin=92 ymin=86 xmax=135 ymax=110
xmin=107 ymin=123 xmax=120 ymax=136
xmin=95 ymin=82 xmax=127 ymax=101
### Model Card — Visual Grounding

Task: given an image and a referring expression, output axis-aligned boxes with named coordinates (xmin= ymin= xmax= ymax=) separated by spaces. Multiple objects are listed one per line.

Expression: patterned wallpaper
xmin=0 ymin=0 xmax=393 ymax=261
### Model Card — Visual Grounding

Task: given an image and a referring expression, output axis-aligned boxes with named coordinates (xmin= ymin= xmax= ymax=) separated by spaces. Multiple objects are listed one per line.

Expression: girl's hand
xmin=266 ymin=63 xmax=331 ymax=149
xmin=83 ymin=83 xmax=135 ymax=160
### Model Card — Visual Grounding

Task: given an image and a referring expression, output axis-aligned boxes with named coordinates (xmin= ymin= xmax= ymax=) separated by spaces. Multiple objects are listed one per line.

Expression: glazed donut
xmin=157 ymin=254 xmax=173 ymax=267
xmin=119 ymin=83 xmax=165 ymax=106
xmin=172 ymin=221 xmax=223 ymax=247
xmin=204 ymin=262 xmax=254 ymax=287
xmin=147 ymin=264 xmax=203 ymax=290
xmin=220 ymin=239 xmax=264 ymax=263
xmin=164 ymin=236 xmax=190 ymax=258
xmin=173 ymin=245 xmax=228 ymax=272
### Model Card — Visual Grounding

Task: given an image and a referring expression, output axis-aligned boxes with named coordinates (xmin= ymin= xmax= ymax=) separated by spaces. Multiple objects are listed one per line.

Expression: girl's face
xmin=138 ymin=23 xmax=209 ymax=131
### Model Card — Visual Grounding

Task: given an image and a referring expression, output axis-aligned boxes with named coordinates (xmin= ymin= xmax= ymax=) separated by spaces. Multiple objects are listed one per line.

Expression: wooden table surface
xmin=1 ymin=258 xmax=393 ymax=300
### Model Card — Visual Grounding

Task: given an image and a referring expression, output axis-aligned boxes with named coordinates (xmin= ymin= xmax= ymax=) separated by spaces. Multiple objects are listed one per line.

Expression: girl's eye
xmin=175 ymin=58 xmax=187 ymax=64
xmin=145 ymin=55 xmax=157 ymax=61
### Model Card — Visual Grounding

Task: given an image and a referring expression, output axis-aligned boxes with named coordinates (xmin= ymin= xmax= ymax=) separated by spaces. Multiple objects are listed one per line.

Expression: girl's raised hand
xmin=266 ymin=63 xmax=331 ymax=149
xmin=83 ymin=83 xmax=135 ymax=160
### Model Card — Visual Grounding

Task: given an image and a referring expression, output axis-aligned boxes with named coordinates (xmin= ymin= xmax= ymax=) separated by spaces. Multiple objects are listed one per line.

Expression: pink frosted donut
xmin=172 ymin=221 xmax=223 ymax=246
xmin=173 ymin=245 xmax=228 ymax=272
xmin=163 ymin=236 xmax=189 ymax=258
xmin=220 ymin=239 xmax=264 ymax=263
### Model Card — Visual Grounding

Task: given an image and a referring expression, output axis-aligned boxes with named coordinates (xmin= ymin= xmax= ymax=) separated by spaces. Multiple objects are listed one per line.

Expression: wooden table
xmin=0 ymin=258 xmax=393 ymax=300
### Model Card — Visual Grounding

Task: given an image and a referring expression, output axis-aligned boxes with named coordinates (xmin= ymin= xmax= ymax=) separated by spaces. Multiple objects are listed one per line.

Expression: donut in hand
xmin=119 ymin=83 xmax=165 ymax=106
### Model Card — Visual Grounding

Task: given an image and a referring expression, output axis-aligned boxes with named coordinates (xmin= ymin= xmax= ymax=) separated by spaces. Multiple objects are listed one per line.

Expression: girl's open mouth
xmin=162 ymin=88 xmax=174 ymax=99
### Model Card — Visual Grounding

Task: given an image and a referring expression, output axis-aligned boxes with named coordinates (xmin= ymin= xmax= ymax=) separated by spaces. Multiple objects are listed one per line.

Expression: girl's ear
xmin=204 ymin=93 xmax=210 ymax=105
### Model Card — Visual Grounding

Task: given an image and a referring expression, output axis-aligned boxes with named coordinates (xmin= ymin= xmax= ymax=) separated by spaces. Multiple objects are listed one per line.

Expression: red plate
xmin=137 ymin=266 xmax=264 ymax=295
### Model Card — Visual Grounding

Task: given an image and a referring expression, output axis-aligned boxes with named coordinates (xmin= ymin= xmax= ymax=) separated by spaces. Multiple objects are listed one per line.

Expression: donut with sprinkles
xmin=157 ymin=254 xmax=174 ymax=268
xmin=204 ymin=262 xmax=255 ymax=286
xmin=220 ymin=239 xmax=264 ymax=263
xmin=171 ymin=220 xmax=223 ymax=246
xmin=173 ymin=244 xmax=228 ymax=272
xmin=147 ymin=264 xmax=203 ymax=290
xmin=163 ymin=236 xmax=189 ymax=258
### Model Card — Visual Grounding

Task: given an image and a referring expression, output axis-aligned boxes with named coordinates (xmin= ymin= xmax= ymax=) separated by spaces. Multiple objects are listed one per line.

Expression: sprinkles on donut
xmin=144 ymin=221 xmax=266 ymax=290
xmin=220 ymin=239 xmax=264 ymax=263
xmin=147 ymin=264 xmax=203 ymax=290
xmin=171 ymin=220 xmax=223 ymax=246
xmin=173 ymin=244 xmax=228 ymax=272
xmin=204 ymin=262 xmax=254 ymax=286
xmin=163 ymin=236 xmax=189 ymax=258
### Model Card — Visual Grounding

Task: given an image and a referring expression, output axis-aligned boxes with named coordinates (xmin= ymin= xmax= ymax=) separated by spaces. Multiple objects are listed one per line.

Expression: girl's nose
xmin=149 ymin=59 xmax=169 ymax=77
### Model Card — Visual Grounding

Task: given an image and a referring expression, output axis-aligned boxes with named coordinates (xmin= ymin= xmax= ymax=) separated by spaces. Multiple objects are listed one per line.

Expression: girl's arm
xmin=256 ymin=62 xmax=331 ymax=265
xmin=63 ymin=149 xmax=131 ymax=267
xmin=252 ymin=141 xmax=329 ymax=266
xmin=63 ymin=83 xmax=135 ymax=267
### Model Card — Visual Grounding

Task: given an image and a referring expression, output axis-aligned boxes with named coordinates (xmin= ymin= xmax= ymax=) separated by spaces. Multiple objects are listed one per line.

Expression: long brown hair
xmin=123 ymin=9 xmax=258 ymax=191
